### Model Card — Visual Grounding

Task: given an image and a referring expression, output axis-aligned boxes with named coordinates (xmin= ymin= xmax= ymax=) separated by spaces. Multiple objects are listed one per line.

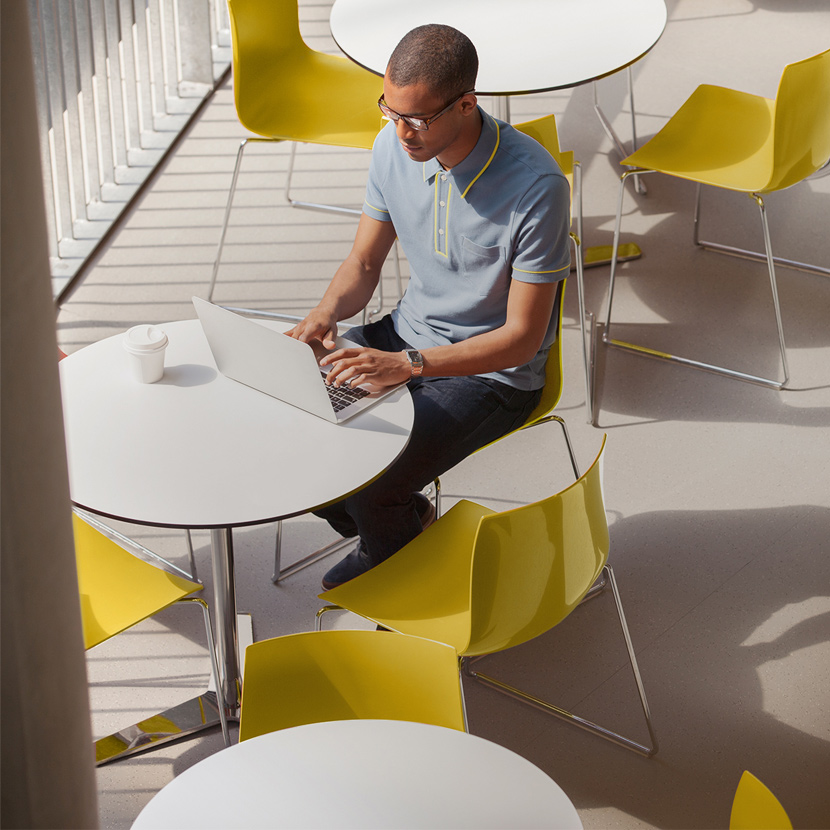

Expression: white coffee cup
xmin=123 ymin=324 xmax=169 ymax=383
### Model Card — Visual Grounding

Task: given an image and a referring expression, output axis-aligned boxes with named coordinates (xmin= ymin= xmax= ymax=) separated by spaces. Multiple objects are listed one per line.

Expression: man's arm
xmin=320 ymin=277 xmax=560 ymax=388
xmin=287 ymin=214 xmax=397 ymax=348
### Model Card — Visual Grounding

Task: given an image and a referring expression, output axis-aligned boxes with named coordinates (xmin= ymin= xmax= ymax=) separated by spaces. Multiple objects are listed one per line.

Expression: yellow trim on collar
xmin=461 ymin=118 xmax=500 ymax=198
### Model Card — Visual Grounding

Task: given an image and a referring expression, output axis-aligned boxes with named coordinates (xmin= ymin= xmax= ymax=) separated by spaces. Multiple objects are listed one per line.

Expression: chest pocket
xmin=460 ymin=237 xmax=508 ymax=297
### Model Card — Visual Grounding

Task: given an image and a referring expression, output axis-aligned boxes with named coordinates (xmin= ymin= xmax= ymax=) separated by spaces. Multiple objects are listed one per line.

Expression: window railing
xmin=28 ymin=0 xmax=231 ymax=299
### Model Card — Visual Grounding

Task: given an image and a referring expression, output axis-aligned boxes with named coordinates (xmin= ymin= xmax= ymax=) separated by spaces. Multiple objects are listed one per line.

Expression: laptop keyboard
xmin=321 ymin=372 xmax=370 ymax=412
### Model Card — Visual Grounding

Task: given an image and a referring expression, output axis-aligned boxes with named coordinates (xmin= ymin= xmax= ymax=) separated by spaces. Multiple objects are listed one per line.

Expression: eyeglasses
xmin=377 ymin=90 xmax=475 ymax=131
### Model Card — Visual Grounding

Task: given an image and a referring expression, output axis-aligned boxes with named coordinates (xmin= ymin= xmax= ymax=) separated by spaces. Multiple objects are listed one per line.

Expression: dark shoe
xmin=321 ymin=496 xmax=435 ymax=591
xmin=321 ymin=540 xmax=372 ymax=591
xmin=414 ymin=492 xmax=436 ymax=530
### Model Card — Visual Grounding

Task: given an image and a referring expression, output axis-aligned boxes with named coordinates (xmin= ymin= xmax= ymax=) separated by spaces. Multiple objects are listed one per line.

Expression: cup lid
xmin=124 ymin=324 xmax=168 ymax=352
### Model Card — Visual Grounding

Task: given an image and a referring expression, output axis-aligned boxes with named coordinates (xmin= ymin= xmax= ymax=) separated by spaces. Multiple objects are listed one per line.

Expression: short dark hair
xmin=387 ymin=24 xmax=478 ymax=101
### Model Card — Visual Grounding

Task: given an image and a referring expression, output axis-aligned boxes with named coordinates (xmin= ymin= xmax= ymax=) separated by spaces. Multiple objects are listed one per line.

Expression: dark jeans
xmin=314 ymin=315 xmax=541 ymax=565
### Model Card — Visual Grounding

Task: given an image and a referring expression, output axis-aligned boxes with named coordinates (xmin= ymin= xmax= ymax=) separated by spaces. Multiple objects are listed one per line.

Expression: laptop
xmin=192 ymin=297 xmax=406 ymax=424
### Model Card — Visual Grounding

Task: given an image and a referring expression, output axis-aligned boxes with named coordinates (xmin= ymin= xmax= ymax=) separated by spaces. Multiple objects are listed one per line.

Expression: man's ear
xmin=459 ymin=94 xmax=478 ymax=116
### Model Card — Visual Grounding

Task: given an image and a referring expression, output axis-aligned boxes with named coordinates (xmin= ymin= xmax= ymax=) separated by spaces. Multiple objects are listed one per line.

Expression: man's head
xmin=381 ymin=25 xmax=481 ymax=168
xmin=386 ymin=24 xmax=478 ymax=101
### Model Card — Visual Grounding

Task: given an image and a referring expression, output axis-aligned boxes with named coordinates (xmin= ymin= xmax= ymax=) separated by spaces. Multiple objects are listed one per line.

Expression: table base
xmin=95 ymin=613 xmax=253 ymax=765
xmin=95 ymin=691 xmax=226 ymax=766
xmin=584 ymin=242 xmax=642 ymax=269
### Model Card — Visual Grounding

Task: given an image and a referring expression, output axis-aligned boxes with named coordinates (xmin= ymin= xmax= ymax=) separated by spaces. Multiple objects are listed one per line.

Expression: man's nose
xmin=396 ymin=118 xmax=417 ymax=141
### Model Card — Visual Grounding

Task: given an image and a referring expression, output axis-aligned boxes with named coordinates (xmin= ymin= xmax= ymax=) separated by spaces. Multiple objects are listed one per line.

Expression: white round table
xmin=132 ymin=719 xmax=583 ymax=829
xmin=61 ymin=320 xmax=413 ymax=529
xmin=60 ymin=319 xmax=414 ymax=713
xmin=330 ymin=0 xmax=667 ymax=96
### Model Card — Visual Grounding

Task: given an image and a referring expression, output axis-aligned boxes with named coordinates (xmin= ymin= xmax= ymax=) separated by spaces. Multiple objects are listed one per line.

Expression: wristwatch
xmin=404 ymin=349 xmax=424 ymax=377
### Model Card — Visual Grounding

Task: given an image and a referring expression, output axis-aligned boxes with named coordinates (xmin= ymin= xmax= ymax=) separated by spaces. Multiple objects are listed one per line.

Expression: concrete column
xmin=1 ymin=1 xmax=99 ymax=827
xmin=178 ymin=0 xmax=214 ymax=88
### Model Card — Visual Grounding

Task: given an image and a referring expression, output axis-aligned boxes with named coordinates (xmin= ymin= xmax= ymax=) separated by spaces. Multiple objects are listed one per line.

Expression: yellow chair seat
xmin=326 ymin=500 xmax=496 ymax=655
xmin=624 ymin=48 xmax=830 ymax=194
xmin=623 ymin=85 xmax=777 ymax=192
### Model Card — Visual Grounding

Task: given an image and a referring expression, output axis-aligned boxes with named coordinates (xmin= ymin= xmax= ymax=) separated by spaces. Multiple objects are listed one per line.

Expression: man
xmin=289 ymin=24 xmax=571 ymax=590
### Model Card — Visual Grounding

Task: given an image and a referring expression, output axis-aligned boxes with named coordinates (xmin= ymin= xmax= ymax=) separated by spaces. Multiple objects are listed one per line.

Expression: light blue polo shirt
xmin=363 ymin=108 xmax=571 ymax=390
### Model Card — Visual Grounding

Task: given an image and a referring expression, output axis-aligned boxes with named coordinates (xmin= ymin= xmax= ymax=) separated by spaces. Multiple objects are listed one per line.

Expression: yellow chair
xmin=730 ymin=771 xmax=793 ymax=830
xmin=602 ymin=48 xmax=830 ymax=390
xmin=515 ymin=115 xmax=592 ymax=422
xmin=74 ymin=512 xmax=230 ymax=764
xmin=238 ymin=629 xmax=467 ymax=742
xmin=429 ymin=276 xmax=580 ymax=519
xmin=318 ymin=436 xmax=658 ymax=757
xmin=208 ymin=0 xmax=388 ymax=302
xmin=430 ymin=118 xmax=587 ymax=515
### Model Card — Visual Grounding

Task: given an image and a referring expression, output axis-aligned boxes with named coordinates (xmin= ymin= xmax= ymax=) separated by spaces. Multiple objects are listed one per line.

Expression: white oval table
xmin=132 ymin=719 xmax=583 ymax=829
xmin=330 ymin=0 xmax=666 ymax=202
xmin=60 ymin=319 xmax=414 ymax=723
xmin=330 ymin=0 xmax=667 ymax=98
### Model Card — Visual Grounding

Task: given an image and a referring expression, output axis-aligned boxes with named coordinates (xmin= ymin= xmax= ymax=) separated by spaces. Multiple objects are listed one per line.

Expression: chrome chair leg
xmin=208 ymin=138 xmax=252 ymax=302
xmin=272 ymin=530 xmax=356 ymax=585
xmin=433 ymin=414 xmax=579 ymax=517
xmin=571 ymin=160 xmax=593 ymax=423
xmin=469 ymin=563 xmax=658 ymax=757
xmin=284 ymin=141 xmax=365 ymax=218
xmin=754 ymin=193 xmax=790 ymax=385
xmin=693 ymin=183 xmax=830 ymax=277
xmin=593 ymin=68 xmax=646 ymax=194
xmin=210 ymin=139 xmax=402 ymax=310
xmin=271 ymin=520 xmax=283 ymax=583
xmin=602 ymin=171 xmax=789 ymax=389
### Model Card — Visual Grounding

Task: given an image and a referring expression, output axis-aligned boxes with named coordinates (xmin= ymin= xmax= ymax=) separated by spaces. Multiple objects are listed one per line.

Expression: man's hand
xmin=320 ymin=347 xmax=411 ymax=389
xmin=285 ymin=307 xmax=338 ymax=349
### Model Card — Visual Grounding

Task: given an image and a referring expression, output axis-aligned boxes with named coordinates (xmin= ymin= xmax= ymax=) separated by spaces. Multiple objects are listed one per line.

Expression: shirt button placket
xmin=437 ymin=174 xmax=449 ymax=256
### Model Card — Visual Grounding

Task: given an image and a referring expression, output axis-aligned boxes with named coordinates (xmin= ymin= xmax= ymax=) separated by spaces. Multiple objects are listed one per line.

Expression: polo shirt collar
xmin=422 ymin=108 xmax=500 ymax=198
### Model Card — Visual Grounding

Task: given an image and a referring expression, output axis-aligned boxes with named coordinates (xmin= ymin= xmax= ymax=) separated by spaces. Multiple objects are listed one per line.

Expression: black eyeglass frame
xmin=377 ymin=90 xmax=476 ymax=132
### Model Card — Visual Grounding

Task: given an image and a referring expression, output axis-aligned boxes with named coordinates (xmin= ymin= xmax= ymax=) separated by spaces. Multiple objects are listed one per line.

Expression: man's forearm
xmin=417 ymin=325 xmax=541 ymax=378
xmin=417 ymin=278 xmax=559 ymax=377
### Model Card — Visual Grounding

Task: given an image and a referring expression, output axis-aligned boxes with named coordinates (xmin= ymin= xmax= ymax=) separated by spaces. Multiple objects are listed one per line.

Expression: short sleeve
xmin=510 ymin=172 xmax=571 ymax=283
xmin=362 ymin=125 xmax=395 ymax=223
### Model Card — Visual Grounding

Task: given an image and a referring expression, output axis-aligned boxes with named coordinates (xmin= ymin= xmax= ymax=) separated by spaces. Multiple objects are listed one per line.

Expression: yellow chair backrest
xmin=227 ymin=0 xmax=383 ymax=146
xmin=238 ymin=629 xmax=466 ymax=741
xmin=730 ymin=771 xmax=793 ymax=830
xmin=467 ymin=435 xmax=609 ymax=656
xmin=510 ymin=115 xmax=574 ymax=424
xmin=769 ymin=47 xmax=830 ymax=192
xmin=522 ymin=279 xmax=565 ymax=426
xmin=73 ymin=514 xmax=201 ymax=650
xmin=515 ymin=116 xmax=575 ymax=204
